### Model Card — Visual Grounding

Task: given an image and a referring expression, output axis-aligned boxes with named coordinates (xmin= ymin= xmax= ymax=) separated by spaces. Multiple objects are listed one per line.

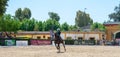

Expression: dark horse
xmin=54 ymin=33 xmax=66 ymax=52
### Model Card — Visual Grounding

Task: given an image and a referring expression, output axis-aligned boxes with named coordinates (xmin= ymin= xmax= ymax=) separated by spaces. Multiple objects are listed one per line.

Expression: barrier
xmin=5 ymin=40 xmax=15 ymax=46
xmin=30 ymin=39 xmax=51 ymax=45
xmin=0 ymin=39 xmax=5 ymax=46
xmin=16 ymin=40 xmax=28 ymax=46
xmin=0 ymin=38 xmax=113 ymax=46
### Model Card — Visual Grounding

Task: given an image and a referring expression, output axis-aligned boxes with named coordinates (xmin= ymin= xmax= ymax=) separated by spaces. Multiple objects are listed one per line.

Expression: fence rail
xmin=0 ymin=38 xmax=118 ymax=46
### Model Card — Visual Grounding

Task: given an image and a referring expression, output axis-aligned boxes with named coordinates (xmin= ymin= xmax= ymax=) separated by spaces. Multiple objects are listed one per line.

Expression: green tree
xmin=68 ymin=25 xmax=74 ymax=31
xmin=109 ymin=4 xmax=120 ymax=22
xmin=34 ymin=22 xmax=39 ymax=31
xmin=20 ymin=18 xmax=35 ymax=31
xmin=27 ymin=18 xmax=35 ymax=31
xmin=19 ymin=19 xmax=28 ymax=31
xmin=0 ymin=14 xmax=20 ymax=32
xmin=75 ymin=10 xmax=93 ymax=27
xmin=42 ymin=21 xmax=46 ymax=31
xmin=52 ymin=19 xmax=60 ymax=31
xmin=46 ymin=19 xmax=53 ymax=31
xmin=22 ymin=8 xmax=31 ymax=19
xmin=48 ymin=12 xmax=60 ymax=21
xmin=15 ymin=8 xmax=22 ymax=21
xmin=33 ymin=20 xmax=43 ymax=31
xmin=0 ymin=0 xmax=9 ymax=17
xmin=15 ymin=8 xmax=31 ymax=21
xmin=91 ymin=22 xmax=106 ymax=31
xmin=38 ymin=21 xmax=43 ymax=31
xmin=61 ymin=22 xmax=69 ymax=31
xmin=43 ymin=19 xmax=60 ymax=31
xmin=34 ymin=21 xmax=43 ymax=31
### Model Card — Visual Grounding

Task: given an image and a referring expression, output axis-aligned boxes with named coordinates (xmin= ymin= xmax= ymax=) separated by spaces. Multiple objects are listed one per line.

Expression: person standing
xmin=50 ymin=30 xmax=54 ymax=44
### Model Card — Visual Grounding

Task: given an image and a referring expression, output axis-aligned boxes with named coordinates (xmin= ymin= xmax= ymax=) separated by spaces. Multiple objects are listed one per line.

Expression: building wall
xmin=16 ymin=32 xmax=50 ymax=40
xmin=65 ymin=33 xmax=84 ymax=39
xmin=16 ymin=31 xmax=103 ymax=40
xmin=33 ymin=35 xmax=50 ymax=39
xmin=105 ymin=25 xmax=120 ymax=40
xmin=85 ymin=34 xmax=100 ymax=40
xmin=62 ymin=32 xmax=103 ymax=40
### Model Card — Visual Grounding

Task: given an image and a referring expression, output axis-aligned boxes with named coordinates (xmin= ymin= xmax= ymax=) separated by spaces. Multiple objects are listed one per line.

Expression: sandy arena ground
xmin=0 ymin=45 xmax=120 ymax=57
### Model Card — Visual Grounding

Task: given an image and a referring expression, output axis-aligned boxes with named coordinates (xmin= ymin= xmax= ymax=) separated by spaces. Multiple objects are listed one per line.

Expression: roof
xmin=103 ymin=22 xmax=120 ymax=25
xmin=17 ymin=31 xmax=50 ymax=35
xmin=81 ymin=25 xmax=91 ymax=32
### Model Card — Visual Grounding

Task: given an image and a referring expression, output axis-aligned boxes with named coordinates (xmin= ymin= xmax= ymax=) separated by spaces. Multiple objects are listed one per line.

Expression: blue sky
xmin=6 ymin=0 xmax=120 ymax=25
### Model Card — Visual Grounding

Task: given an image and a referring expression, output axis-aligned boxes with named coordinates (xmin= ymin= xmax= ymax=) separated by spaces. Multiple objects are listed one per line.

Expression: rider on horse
xmin=55 ymin=28 xmax=66 ymax=52
xmin=56 ymin=28 xmax=62 ymax=40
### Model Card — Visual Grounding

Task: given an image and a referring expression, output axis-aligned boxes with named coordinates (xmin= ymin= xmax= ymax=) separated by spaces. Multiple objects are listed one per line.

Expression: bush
xmin=65 ymin=40 xmax=74 ymax=45
xmin=66 ymin=37 xmax=72 ymax=40
xmin=74 ymin=40 xmax=79 ymax=45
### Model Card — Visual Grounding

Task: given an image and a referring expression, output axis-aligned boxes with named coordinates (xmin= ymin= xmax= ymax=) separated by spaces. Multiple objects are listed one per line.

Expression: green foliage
xmin=34 ymin=21 xmax=43 ymax=31
xmin=68 ymin=25 xmax=74 ymax=31
xmin=42 ymin=21 xmax=46 ymax=31
xmin=65 ymin=40 xmax=74 ymax=45
xmin=38 ymin=21 xmax=43 ymax=31
xmin=44 ymin=19 xmax=54 ymax=31
xmin=61 ymin=22 xmax=69 ymax=31
xmin=75 ymin=10 xmax=93 ymax=27
xmin=43 ymin=19 xmax=60 ymax=31
xmin=15 ymin=8 xmax=22 ymax=21
xmin=34 ymin=21 xmax=39 ymax=31
xmin=22 ymin=8 xmax=31 ymax=19
xmin=91 ymin=22 xmax=106 ymax=31
xmin=15 ymin=8 xmax=31 ymax=21
xmin=0 ymin=0 xmax=9 ymax=16
xmin=20 ymin=18 xmax=36 ymax=31
xmin=109 ymin=4 xmax=120 ymax=22
xmin=0 ymin=14 xmax=20 ymax=32
xmin=0 ymin=14 xmax=76 ymax=32
xmin=48 ymin=12 xmax=60 ymax=21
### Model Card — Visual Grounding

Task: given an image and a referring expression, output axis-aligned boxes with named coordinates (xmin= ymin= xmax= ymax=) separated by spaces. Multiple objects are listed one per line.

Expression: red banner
xmin=30 ymin=40 xmax=51 ymax=45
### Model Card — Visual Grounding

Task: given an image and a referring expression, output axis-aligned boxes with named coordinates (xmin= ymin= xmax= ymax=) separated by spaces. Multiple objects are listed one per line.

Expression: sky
xmin=6 ymin=0 xmax=120 ymax=25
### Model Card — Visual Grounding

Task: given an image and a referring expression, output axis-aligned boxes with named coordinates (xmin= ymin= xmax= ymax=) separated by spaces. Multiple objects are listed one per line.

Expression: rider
xmin=56 ymin=28 xmax=62 ymax=40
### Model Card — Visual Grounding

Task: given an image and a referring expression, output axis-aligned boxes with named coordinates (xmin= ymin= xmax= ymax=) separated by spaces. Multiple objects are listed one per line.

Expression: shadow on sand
xmin=57 ymin=51 xmax=65 ymax=53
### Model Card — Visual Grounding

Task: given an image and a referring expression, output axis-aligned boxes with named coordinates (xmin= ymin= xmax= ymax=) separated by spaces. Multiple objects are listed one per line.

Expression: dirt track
xmin=0 ymin=45 xmax=120 ymax=57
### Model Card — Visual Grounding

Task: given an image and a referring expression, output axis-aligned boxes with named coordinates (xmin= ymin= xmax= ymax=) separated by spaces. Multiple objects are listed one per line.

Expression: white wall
xmin=61 ymin=34 xmax=65 ymax=39
xmin=85 ymin=34 xmax=99 ymax=40
xmin=66 ymin=34 xmax=84 ymax=39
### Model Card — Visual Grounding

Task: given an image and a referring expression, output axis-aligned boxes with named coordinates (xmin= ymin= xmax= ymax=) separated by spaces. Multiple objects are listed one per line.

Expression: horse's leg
xmin=62 ymin=41 xmax=66 ymax=52
xmin=58 ymin=43 xmax=60 ymax=52
xmin=54 ymin=42 xmax=59 ymax=50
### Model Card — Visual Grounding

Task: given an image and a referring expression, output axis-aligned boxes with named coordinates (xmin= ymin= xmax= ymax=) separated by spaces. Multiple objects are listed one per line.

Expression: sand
xmin=0 ymin=45 xmax=120 ymax=57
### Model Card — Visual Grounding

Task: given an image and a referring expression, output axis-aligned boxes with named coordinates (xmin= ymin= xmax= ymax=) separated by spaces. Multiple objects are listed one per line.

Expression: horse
xmin=54 ymin=33 xmax=66 ymax=52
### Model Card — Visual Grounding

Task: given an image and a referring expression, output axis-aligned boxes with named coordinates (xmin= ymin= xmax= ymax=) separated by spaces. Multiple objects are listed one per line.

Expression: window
xmin=37 ymin=36 xmax=41 ymax=39
xmin=43 ymin=35 xmax=45 ymax=38
xmin=89 ymin=37 xmax=95 ymax=40
xmin=48 ymin=37 xmax=50 ymax=40
xmin=78 ymin=37 xmax=83 ymax=40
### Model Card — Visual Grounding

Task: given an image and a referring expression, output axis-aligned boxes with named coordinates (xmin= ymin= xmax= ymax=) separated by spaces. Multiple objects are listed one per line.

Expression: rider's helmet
xmin=57 ymin=28 xmax=60 ymax=31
